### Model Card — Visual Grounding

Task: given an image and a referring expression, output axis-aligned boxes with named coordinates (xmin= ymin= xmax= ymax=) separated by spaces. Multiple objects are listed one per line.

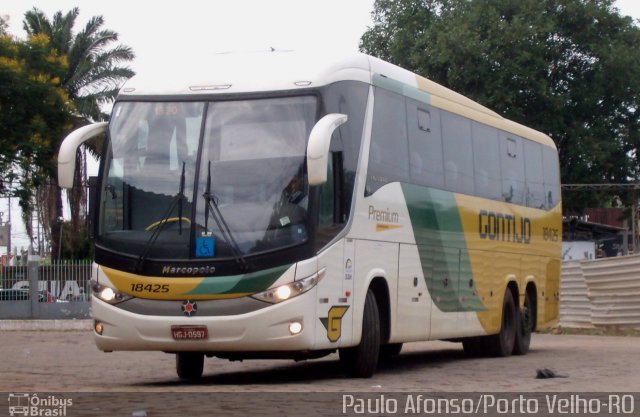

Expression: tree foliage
xmin=0 ymin=32 xmax=73 ymax=226
xmin=360 ymin=0 xmax=640 ymax=212
xmin=1 ymin=8 xmax=134 ymax=259
xmin=24 ymin=8 xmax=135 ymax=259
xmin=23 ymin=7 xmax=135 ymax=121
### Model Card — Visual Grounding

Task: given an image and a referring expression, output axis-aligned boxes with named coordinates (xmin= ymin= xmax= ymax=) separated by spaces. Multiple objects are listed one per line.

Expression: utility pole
xmin=0 ymin=211 xmax=4 ymax=256
xmin=0 ymin=187 xmax=12 ymax=258
xmin=7 ymin=192 xmax=11 ymax=258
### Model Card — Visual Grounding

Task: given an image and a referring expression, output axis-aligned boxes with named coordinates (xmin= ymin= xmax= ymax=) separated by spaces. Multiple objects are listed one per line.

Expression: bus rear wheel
xmin=485 ymin=289 xmax=517 ymax=357
xmin=176 ymin=352 xmax=204 ymax=380
xmin=513 ymin=291 xmax=533 ymax=355
xmin=339 ymin=290 xmax=380 ymax=378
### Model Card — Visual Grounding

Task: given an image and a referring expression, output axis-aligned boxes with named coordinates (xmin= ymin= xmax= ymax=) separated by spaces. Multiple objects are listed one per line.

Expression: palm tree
xmin=24 ymin=7 xmax=135 ymax=120
xmin=23 ymin=7 xmax=135 ymax=259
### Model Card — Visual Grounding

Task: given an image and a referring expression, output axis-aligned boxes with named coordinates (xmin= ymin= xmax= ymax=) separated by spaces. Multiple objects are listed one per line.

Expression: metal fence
xmin=559 ymin=260 xmax=593 ymax=328
xmin=0 ymin=260 xmax=92 ymax=319
xmin=560 ymin=255 xmax=640 ymax=329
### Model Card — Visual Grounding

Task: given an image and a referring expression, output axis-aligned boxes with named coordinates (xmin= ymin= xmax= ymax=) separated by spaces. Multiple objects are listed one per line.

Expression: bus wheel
xmin=379 ymin=343 xmax=403 ymax=360
xmin=485 ymin=289 xmax=517 ymax=357
xmin=176 ymin=352 xmax=204 ymax=380
xmin=513 ymin=291 xmax=533 ymax=355
xmin=339 ymin=290 xmax=380 ymax=378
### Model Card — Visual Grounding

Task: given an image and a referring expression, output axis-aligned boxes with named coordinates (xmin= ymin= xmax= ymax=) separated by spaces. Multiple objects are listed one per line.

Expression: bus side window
xmin=499 ymin=135 xmax=525 ymax=204
xmin=366 ymin=87 xmax=409 ymax=195
xmin=442 ymin=111 xmax=474 ymax=195
xmin=524 ymin=140 xmax=545 ymax=209
xmin=318 ymin=150 xmax=344 ymax=226
xmin=472 ymin=122 xmax=501 ymax=200
xmin=319 ymin=155 xmax=335 ymax=228
xmin=542 ymin=146 xmax=561 ymax=209
xmin=315 ymin=151 xmax=346 ymax=251
xmin=407 ymin=100 xmax=444 ymax=189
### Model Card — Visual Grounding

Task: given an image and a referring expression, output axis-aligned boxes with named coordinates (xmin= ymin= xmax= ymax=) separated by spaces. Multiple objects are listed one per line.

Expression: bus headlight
xmin=251 ymin=268 xmax=325 ymax=304
xmin=93 ymin=284 xmax=132 ymax=304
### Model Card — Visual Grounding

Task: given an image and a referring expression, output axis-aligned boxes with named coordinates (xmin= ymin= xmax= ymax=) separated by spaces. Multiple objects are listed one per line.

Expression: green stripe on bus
xmin=183 ymin=264 xmax=291 ymax=295
xmin=401 ymin=183 xmax=485 ymax=312
xmin=372 ymin=74 xmax=431 ymax=104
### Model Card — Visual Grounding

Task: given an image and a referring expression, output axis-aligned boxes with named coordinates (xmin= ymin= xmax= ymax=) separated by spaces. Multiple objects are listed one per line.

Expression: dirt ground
xmin=1 ymin=330 xmax=638 ymax=416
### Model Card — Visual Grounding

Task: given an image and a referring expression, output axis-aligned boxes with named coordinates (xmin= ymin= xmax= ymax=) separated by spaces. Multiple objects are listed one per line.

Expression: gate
xmin=0 ymin=260 xmax=92 ymax=319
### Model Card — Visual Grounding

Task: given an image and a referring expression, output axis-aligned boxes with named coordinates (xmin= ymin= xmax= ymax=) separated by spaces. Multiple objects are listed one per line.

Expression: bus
xmin=58 ymin=52 xmax=561 ymax=380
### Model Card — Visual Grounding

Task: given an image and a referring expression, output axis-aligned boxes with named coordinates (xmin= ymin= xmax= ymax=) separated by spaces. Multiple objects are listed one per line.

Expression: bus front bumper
xmin=91 ymin=290 xmax=317 ymax=352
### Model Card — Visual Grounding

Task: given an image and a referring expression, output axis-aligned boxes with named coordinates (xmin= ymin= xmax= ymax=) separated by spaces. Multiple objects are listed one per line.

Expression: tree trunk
xmin=68 ymin=147 xmax=87 ymax=231
xmin=48 ymin=182 xmax=64 ymax=260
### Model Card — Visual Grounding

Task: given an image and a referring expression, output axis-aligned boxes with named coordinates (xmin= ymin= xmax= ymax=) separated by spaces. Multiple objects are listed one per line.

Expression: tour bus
xmin=58 ymin=52 xmax=561 ymax=380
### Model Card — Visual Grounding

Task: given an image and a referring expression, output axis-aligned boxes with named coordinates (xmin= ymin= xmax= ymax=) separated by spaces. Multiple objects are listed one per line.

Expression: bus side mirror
xmin=306 ymin=114 xmax=348 ymax=186
xmin=58 ymin=122 xmax=108 ymax=189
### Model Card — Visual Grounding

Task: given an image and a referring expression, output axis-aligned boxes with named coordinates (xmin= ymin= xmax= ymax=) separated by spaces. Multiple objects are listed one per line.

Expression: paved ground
xmin=1 ymin=330 xmax=638 ymax=416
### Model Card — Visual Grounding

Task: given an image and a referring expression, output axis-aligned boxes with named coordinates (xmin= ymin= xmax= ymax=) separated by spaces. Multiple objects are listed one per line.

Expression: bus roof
xmin=119 ymin=51 xmax=555 ymax=148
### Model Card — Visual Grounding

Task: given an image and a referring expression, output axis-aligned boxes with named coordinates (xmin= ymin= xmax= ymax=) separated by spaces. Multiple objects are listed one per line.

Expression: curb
xmin=0 ymin=319 xmax=92 ymax=331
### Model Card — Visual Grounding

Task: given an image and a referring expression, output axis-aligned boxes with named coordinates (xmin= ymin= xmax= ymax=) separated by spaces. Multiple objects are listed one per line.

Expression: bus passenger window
xmin=366 ymin=88 xmax=409 ymax=195
xmin=472 ymin=122 xmax=501 ymax=200
xmin=442 ymin=111 xmax=474 ymax=195
xmin=499 ymin=135 xmax=525 ymax=204
xmin=542 ymin=146 xmax=561 ymax=209
xmin=524 ymin=140 xmax=545 ymax=209
xmin=407 ymin=100 xmax=444 ymax=189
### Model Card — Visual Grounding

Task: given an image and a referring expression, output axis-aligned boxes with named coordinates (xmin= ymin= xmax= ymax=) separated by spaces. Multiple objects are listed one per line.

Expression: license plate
xmin=171 ymin=325 xmax=208 ymax=340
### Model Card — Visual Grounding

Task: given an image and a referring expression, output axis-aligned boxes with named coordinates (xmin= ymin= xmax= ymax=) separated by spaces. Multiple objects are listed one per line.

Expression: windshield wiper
xmin=135 ymin=162 xmax=186 ymax=272
xmin=203 ymin=161 xmax=250 ymax=271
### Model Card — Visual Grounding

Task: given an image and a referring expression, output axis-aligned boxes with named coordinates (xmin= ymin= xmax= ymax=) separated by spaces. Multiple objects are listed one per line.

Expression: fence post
xmin=28 ymin=260 xmax=39 ymax=319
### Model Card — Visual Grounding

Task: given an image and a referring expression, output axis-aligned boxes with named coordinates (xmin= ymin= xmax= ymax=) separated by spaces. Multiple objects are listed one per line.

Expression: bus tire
xmin=379 ymin=343 xmax=403 ymax=360
xmin=339 ymin=290 xmax=380 ymax=378
xmin=176 ymin=352 xmax=204 ymax=380
xmin=513 ymin=291 xmax=533 ymax=355
xmin=485 ymin=289 xmax=517 ymax=357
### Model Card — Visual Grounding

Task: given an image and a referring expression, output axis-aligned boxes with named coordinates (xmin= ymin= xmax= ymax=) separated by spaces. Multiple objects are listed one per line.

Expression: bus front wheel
xmin=176 ymin=352 xmax=204 ymax=380
xmin=339 ymin=290 xmax=380 ymax=378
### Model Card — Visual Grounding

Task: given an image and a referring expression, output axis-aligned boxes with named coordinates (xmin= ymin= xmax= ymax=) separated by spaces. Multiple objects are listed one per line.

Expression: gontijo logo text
xmin=8 ymin=393 xmax=72 ymax=416
xmin=478 ymin=210 xmax=531 ymax=244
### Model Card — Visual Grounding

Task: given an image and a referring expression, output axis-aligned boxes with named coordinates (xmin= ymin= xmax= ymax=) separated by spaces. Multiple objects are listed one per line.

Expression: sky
xmin=2 ymin=0 xmax=377 ymax=79
xmin=1 ymin=0 xmax=639 ymax=256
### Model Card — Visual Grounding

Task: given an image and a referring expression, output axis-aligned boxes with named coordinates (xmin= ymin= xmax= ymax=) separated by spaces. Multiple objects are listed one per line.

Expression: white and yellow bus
xmin=58 ymin=52 xmax=561 ymax=379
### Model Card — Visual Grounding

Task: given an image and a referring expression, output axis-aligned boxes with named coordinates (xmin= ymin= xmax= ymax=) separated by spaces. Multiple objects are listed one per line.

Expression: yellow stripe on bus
xmin=101 ymin=266 xmax=250 ymax=300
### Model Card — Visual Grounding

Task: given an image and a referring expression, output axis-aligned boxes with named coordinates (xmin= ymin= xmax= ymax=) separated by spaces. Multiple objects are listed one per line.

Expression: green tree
xmin=360 ymin=0 xmax=640 ymax=212
xmin=21 ymin=8 xmax=135 ymax=259
xmin=0 ymin=32 xmax=73 ymax=247
xmin=23 ymin=7 xmax=135 ymax=121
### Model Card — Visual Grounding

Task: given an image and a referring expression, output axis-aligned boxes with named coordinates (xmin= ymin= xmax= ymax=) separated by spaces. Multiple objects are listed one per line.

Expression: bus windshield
xmin=98 ymin=96 xmax=318 ymax=260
